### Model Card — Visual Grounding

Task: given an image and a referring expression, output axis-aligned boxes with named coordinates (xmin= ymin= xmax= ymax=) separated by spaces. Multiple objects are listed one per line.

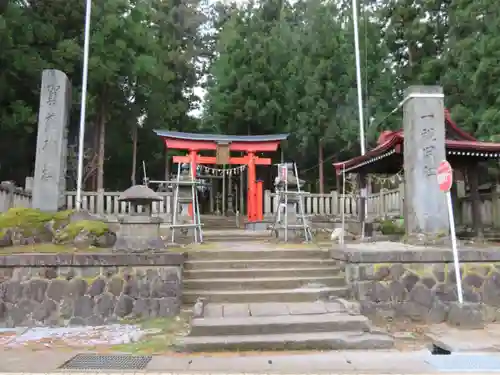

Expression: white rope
xmin=371 ymin=92 xmax=444 ymax=131
xmin=200 ymin=165 xmax=247 ymax=175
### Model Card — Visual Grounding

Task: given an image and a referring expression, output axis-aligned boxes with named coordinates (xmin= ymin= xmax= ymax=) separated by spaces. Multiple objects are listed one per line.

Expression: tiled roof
xmin=333 ymin=110 xmax=500 ymax=173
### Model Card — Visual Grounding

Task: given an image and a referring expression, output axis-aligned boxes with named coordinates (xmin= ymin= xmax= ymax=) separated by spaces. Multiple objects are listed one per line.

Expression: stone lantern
xmin=177 ymin=164 xmax=193 ymax=219
xmin=274 ymin=163 xmax=308 ymax=240
xmin=113 ymin=185 xmax=165 ymax=252
xmin=171 ymin=164 xmax=196 ymax=235
xmin=275 ymin=163 xmax=305 ymax=223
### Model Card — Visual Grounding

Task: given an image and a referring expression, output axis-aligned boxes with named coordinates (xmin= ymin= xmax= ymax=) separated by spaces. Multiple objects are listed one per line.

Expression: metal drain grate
xmin=426 ymin=353 xmax=500 ymax=372
xmin=60 ymin=354 xmax=152 ymax=370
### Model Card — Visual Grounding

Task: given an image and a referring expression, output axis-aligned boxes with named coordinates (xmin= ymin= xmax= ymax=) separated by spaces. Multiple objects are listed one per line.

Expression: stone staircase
xmin=201 ymin=215 xmax=239 ymax=229
xmin=178 ymin=245 xmax=394 ymax=351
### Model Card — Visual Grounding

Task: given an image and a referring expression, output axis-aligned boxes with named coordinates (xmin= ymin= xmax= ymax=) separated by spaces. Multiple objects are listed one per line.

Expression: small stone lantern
xmin=173 ymin=164 xmax=196 ymax=236
xmin=113 ymin=185 xmax=165 ymax=252
xmin=274 ymin=163 xmax=307 ymax=240
xmin=177 ymin=164 xmax=193 ymax=219
xmin=275 ymin=163 xmax=305 ymax=223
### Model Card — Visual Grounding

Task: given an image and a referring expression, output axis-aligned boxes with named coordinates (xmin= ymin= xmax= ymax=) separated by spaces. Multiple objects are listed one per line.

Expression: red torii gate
xmin=153 ymin=130 xmax=288 ymax=222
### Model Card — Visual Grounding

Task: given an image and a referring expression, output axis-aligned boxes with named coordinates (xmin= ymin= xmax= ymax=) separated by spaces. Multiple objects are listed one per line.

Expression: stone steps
xmin=184 ymin=267 xmax=341 ymax=279
xmin=202 ymin=235 xmax=269 ymax=242
xmin=184 ymin=258 xmax=338 ymax=270
xmin=199 ymin=217 xmax=239 ymax=229
xmin=184 ymin=276 xmax=345 ymax=290
xmin=178 ymin=331 xmax=394 ymax=352
xmin=186 ymin=249 xmax=330 ymax=261
xmin=182 ymin=287 xmax=347 ymax=304
xmin=179 ymin=245 xmax=394 ymax=352
xmin=189 ymin=313 xmax=371 ymax=336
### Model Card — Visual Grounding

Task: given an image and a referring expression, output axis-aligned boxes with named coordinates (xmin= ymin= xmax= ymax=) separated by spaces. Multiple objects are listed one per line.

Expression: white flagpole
xmin=75 ymin=0 xmax=92 ymax=211
xmin=352 ymin=0 xmax=368 ymax=238
xmin=352 ymin=0 xmax=365 ymax=155
xmin=340 ymin=165 xmax=346 ymax=245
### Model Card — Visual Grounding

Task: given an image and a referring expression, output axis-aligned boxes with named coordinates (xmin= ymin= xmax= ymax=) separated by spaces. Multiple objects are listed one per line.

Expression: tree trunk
xmin=96 ymin=93 xmax=107 ymax=191
xmin=164 ymin=148 xmax=170 ymax=180
xmin=467 ymin=165 xmax=483 ymax=237
xmin=90 ymin=120 xmax=100 ymax=191
xmin=131 ymin=124 xmax=138 ymax=185
xmin=318 ymin=139 xmax=324 ymax=194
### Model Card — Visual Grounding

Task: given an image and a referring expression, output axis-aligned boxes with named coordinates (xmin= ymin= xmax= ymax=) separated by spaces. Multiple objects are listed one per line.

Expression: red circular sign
xmin=437 ymin=160 xmax=453 ymax=192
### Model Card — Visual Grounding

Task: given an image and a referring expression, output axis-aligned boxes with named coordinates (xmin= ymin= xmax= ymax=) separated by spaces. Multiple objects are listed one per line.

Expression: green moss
xmin=113 ymin=315 xmax=190 ymax=354
xmin=379 ymin=218 xmax=405 ymax=235
xmin=0 ymin=207 xmax=52 ymax=234
xmin=0 ymin=207 xmax=75 ymax=234
xmin=435 ymin=230 xmax=448 ymax=238
xmin=0 ymin=207 xmax=109 ymax=245
xmin=62 ymin=219 xmax=109 ymax=238
xmin=0 ymin=243 xmax=107 ymax=254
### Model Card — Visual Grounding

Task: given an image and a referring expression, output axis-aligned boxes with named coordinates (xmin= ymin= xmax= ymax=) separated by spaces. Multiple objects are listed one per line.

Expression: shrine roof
xmin=153 ymin=130 xmax=289 ymax=143
xmin=333 ymin=110 xmax=500 ymax=173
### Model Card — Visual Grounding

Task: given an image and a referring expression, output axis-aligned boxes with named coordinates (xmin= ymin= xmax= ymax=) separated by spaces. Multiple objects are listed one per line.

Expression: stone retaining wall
xmin=332 ymin=245 xmax=500 ymax=327
xmin=0 ymin=253 xmax=185 ymax=327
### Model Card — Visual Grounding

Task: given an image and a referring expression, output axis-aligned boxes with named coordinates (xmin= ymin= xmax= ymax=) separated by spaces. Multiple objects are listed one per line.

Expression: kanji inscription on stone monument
xmin=32 ymin=69 xmax=71 ymax=212
xmin=403 ymin=85 xmax=449 ymax=234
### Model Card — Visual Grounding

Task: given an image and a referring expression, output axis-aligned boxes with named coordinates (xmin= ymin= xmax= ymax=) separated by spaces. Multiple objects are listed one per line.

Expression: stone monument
xmin=32 ymin=69 xmax=71 ymax=212
xmin=113 ymin=185 xmax=165 ymax=252
xmin=403 ymin=86 xmax=449 ymax=234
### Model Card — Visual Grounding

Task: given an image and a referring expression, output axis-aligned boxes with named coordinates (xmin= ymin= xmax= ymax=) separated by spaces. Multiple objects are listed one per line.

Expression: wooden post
xmin=97 ymin=188 xmax=105 ymax=214
xmin=467 ymin=165 xmax=483 ymax=236
xmin=358 ymin=173 xmax=367 ymax=234
xmin=4 ymin=182 xmax=15 ymax=210
xmin=209 ymin=178 xmax=215 ymax=213
xmin=25 ymin=177 xmax=34 ymax=194
xmin=398 ymin=183 xmax=405 ymax=217
xmin=188 ymin=150 xmax=197 ymax=218
xmin=131 ymin=124 xmax=138 ymax=185
xmin=319 ymin=139 xmax=324 ymax=194
xmin=378 ymin=188 xmax=387 ymax=217
xmin=240 ymin=170 xmax=245 ymax=216
xmin=492 ymin=184 xmax=500 ymax=228
xmin=331 ymin=190 xmax=338 ymax=216
xmin=454 ymin=179 xmax=466 ymax=226
xmin=164 ymin=147 xmax=170 ymax=181
xmin=264 ymin=189 xmax=271 ymax=216
xmin=222 ymin=165 xmax=226 ymax=216
xmin=247 ymin=152 xmax=256 ymax=222
xmin=256 ymin=180 xmax=264 ymax=221
xmin=228 ymin=169 xmax=234 ymax=214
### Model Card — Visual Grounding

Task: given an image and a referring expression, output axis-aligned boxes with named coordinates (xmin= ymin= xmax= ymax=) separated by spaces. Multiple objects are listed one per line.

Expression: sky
xmin=188 ymin=0 xmax=251 ymax=118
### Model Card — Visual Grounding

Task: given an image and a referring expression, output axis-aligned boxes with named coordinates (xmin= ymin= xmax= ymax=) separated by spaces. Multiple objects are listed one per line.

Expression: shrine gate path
xmin=153 ymin=130 xmax=289 ymax=222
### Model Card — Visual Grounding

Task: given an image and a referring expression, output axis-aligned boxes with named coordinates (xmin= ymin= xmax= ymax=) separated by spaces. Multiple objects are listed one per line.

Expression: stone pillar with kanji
xmin=403 ymin=86 xmax=449 ymax=235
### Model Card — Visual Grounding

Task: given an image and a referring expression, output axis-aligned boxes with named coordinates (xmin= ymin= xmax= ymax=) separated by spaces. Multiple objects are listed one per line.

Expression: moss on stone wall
xmin=60 ymin=220 xmax=109 ymax=238
xmin=351 ymin=261 xmax=500 ymax=307
xmin=0 ymin=208 xmax=111 ymax=250
xmin=370 ymin=262 xmax=497 ymax=283
xmin=379 ymin=218 xmax=405 ymax=235
xmin=0 ymin=208 xmax=73 ymax=231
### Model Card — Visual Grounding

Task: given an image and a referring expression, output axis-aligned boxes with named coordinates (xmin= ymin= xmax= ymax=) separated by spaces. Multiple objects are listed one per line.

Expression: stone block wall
xmin=332 ymin=246 xmax=500 ymax=327
xmin=0 ymin=253 xmax=185 ymax=327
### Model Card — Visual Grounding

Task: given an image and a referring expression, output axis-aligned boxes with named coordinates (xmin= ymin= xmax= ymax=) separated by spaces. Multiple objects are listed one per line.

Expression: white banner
xmin=201 ymin=165 xmax=247 ymax=175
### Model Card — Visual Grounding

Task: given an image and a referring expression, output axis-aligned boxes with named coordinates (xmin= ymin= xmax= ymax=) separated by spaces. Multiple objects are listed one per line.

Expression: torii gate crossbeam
xmin=153 ymin=130 xmax=288 ymax=222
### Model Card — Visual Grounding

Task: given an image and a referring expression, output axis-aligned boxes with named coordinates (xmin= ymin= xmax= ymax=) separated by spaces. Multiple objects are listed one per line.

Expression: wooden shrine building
xmin=333 ymin=108 xmax=500 ymax=236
